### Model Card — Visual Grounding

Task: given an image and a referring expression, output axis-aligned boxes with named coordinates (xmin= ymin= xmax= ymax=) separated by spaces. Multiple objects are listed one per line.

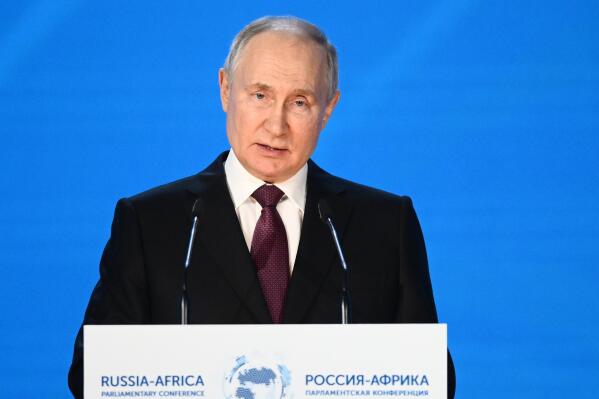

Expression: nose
xmin=264 ymin=103 xmax=287 ymax=136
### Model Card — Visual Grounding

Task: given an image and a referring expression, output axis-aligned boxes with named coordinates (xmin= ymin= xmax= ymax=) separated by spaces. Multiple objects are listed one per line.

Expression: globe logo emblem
xmin=224 ymin=355 xmax=291 ymax=399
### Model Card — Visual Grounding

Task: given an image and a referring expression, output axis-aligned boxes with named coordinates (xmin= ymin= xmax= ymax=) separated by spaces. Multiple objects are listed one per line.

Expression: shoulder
xmin=127 ymin=173 xmax=201 ymax=206
xmin=336 ymin=175 xmax=417 ymax=229
xmin=341 ymin=176 xmax=412 ymax=207
xmin=104 ymin=174 xmax=202 ymax=234
xmin=309 ymin=160 xmax=414 ymax=210
xmin=121 ymin=152 xmax=227 ymax=212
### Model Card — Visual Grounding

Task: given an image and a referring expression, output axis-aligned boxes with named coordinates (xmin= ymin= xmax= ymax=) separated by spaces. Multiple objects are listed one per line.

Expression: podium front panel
xmin=85 ymin=324 xmax=446 ymax=399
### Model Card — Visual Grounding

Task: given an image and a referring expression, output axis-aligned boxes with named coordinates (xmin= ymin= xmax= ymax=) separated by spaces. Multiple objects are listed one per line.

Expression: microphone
xmin=318 ymin=199 xmax=352 ymax=324
xmin=181 ymin=198 xmax=203 ymax=325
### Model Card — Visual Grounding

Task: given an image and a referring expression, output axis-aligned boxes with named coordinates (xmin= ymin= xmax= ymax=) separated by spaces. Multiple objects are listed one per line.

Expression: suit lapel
xmin=283 ymin=161 xmax=352 ymax=323
xmin=187 ymin=152 xmax=271 ymax=323
xmin=187 ymin=153 xmax=352 ymax=324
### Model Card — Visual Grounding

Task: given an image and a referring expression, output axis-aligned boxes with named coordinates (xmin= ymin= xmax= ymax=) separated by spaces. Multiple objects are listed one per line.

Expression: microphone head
xmin=318 ymin=199 xmax=333 ymax=223
xmin=191 ymin=198 xmax=203 ymax=218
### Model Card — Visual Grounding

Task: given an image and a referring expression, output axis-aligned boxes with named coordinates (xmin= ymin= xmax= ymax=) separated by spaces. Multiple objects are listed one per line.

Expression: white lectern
xmin=84 ymin=324 xmax=446 ymax=398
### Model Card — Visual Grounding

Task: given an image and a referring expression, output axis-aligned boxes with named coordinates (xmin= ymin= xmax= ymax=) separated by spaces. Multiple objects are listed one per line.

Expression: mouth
xmin=256 ymin=143 xmax=287 ymax=155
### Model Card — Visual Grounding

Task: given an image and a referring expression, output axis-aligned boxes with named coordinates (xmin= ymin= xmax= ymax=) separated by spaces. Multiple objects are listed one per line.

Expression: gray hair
xmin=223 ymin=16 xmax=338 ymax=101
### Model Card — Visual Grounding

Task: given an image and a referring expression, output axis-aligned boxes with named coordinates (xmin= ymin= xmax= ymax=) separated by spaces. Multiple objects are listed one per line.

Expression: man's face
xmin=219 ymin=31 xmax=340 ymax=183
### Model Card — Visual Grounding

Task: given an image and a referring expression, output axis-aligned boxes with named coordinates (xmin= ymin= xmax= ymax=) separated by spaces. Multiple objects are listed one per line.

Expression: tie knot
xmin=252 ymin=184 xmax=285 ymax=208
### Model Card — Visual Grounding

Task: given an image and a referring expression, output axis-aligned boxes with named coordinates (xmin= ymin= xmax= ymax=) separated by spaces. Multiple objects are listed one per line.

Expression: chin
xmin=258 ymin=171 xmax=285 ymax=183
xmin=257 ymin=168 xmax=290 ymax=183
xmin=251 ymin=162 xmax=289 ymax=183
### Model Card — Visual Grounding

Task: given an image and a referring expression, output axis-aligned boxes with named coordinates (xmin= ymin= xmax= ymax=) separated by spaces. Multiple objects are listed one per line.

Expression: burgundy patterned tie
xmin=250 ymin=184 xmax=289 ymax=323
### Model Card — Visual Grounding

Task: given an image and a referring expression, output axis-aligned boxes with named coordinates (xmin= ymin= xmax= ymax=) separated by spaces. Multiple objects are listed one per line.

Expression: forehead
xmin=233 ymin=31 xmax=327 ymax=95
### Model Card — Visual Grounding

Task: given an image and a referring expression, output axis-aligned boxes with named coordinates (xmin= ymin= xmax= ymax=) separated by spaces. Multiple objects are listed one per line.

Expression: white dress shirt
xmin=224 ymin=149 xmax=307 ymax=273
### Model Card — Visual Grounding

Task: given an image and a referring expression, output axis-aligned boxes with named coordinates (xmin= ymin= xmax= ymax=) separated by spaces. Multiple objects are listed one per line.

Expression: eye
xmin=294 ymin=99 xmax=306 ymax=107
xmin=254 ymin=92 xmax=265 ymax=100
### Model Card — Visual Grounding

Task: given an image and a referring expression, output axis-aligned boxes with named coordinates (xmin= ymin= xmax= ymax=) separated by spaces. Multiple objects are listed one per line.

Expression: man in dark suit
xmin=69 ymin=16 xmax=455 ymax=398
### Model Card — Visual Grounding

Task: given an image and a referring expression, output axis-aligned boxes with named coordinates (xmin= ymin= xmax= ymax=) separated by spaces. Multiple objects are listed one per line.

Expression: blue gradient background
xmin=1 ymin=1 xmax=598 ymax=397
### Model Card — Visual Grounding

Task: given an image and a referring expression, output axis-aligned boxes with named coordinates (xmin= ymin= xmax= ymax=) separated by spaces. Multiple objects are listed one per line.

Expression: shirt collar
xmin=224 ymin=149 xmax=307 ymax=213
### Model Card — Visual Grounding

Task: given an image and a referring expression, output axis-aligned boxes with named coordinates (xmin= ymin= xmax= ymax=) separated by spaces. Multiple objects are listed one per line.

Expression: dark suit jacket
xmin=68 ymin=151 xmax=456 ymax=397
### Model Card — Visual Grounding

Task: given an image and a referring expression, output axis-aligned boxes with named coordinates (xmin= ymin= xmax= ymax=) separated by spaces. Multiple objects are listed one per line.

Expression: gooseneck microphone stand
xmin=181 ymin=198 xmax=202 ymax=325
xmin=318 ymin=199 xmax=352 ymax=324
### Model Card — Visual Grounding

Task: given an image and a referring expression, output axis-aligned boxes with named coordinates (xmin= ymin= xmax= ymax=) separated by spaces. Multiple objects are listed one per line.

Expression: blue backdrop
xmin=1 ymin=1 xmax=598 ymax=397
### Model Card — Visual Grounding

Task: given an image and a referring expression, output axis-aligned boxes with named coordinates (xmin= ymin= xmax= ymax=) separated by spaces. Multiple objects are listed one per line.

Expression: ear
xmin=321 ymin=90 xmax=340 ymax=129
xmin=218 ymin=68 xmax=230 ymax=112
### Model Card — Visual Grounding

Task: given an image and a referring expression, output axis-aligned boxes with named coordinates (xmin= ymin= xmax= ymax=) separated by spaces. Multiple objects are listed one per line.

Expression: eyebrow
xmin=245 ymin=82 xmax=272 ymax=92
xmin=245 ymin=83 xmax=317 ymax=98
xmin=291 ymin=88 xmax=317 ymax=98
